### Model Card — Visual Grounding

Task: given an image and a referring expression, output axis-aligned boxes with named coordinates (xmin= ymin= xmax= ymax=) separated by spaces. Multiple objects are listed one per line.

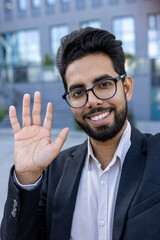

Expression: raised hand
xmin=9 ymin=91 xmax=69 ymax=185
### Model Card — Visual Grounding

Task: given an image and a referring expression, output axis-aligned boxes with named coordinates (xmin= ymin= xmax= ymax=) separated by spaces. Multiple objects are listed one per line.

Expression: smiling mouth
xmin=90 ymin=111 xmax=110 ymax=121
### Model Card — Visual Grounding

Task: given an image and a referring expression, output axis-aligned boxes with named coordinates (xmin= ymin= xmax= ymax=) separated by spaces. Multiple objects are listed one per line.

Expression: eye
xmin=71 ymin=89 xmax=85 ymax=98
xmin=98 ymin=80 xmax=113 ymax=88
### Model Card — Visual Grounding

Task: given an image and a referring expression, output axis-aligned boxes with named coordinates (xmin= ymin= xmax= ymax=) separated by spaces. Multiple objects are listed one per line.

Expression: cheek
xmin=71 ymin=109 xmax=82 ymax=120
xmin=116 ymin=86 xmax=126 ymax=101
xmin=111 ymin=90 xmax=126 ymax=111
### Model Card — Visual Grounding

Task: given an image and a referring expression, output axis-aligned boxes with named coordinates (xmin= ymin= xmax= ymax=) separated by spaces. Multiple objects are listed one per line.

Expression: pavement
xmin=0 ymin=127 xmax=87 ymax=223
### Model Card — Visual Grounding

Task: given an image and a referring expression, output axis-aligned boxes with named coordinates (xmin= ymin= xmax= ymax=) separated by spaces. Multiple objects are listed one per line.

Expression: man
xmin=1 ymin=27 xmax=160 ymax=240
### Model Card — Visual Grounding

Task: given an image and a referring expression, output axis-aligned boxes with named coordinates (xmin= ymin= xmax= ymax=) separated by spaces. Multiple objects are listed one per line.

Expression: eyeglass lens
xmin=66 ymin=79 xmax=116 ymax=108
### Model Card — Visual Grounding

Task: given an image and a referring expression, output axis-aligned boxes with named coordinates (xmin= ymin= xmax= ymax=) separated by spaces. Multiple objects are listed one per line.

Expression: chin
xmin=75 ymin=112 xmax=127 ymax=142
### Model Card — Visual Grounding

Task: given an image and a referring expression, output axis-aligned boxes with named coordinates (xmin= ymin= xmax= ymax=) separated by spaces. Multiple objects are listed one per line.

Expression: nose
xmin=86 ymin=89 xmax=103 ymax=108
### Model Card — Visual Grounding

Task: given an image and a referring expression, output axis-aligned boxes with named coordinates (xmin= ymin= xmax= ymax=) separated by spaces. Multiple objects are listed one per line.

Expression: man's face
xmin=65 ymin=54 xmax=133 ymax=142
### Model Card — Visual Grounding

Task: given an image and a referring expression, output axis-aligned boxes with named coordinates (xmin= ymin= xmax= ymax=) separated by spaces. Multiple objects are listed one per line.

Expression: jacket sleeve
xmin=0 ymin=166 xmax=47 ymax=240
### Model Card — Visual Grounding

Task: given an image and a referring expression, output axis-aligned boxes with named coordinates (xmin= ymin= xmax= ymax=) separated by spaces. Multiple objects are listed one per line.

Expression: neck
xmin=90 ymin=120 xmax=128 ymax=170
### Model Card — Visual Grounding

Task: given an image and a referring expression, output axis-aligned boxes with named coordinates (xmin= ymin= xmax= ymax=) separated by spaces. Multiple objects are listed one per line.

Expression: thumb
xmin=50 ymin=127 xmax=70 ymax=158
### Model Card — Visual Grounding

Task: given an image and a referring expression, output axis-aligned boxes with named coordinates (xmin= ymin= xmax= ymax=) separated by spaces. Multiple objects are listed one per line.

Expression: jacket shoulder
xmin=145 ymin=132 xmax=160 ymax=154
xmin=131 ymin=125 xmax=160 ymax=154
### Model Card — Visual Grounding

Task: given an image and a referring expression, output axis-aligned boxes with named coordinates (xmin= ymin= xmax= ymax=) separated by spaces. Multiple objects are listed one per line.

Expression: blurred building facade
xmin=0 ymin=0 xmax=160 ymax=129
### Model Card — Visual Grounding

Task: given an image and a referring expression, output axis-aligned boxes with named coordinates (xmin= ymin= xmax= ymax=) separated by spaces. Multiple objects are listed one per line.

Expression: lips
xmin=82 ymin=107 xmax=115 ymax=126
xmin=90 ymin=112 xmax=110 ymax=121
xmin=87 ymin=110 xmax=112 ymax=126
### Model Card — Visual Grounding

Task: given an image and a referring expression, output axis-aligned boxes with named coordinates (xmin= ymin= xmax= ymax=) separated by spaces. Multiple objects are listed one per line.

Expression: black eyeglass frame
xmin=62 ymin=74 xmax=126 ymax=109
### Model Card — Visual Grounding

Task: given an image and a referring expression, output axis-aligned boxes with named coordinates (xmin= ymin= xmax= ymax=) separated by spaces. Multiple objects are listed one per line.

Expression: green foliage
xmin=125 ymin=53 xmax=135 ymax=60
xmin=0 ymin=109 xmax=6 ymax=122
xmin=44 ymin=54 xmax=53 ymax=66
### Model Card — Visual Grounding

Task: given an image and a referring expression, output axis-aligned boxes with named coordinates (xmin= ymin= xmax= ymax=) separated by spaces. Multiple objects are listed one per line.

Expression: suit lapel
xmin=52 ymin=140 xmax=88 ymax=240
xmin=113 ymin=127 xmax=147 ymax=240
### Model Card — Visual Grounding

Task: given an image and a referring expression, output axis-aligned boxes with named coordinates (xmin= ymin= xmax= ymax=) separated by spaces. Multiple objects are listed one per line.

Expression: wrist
xmin=15 ymin=170 xmax=43 ymax=185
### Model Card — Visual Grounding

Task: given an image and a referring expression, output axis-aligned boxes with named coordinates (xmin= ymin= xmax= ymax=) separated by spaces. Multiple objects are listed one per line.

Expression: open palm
xmin=9 ymin=91 xmax=69 ymax=184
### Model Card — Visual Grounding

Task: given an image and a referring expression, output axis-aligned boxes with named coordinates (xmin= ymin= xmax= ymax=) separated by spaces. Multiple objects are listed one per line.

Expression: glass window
xmin=47 ymin=0 xmax=55 ymax=4
xmin=80 ymin=20 xmax=101 ymax=28
xmin=46 ymin=0 xmax=55 ymax=13
xmin=61 ymin=0 xmax=70 ymax=12
xmin=92 ymin=0 xmax=102 ymax=7
xmin=4 ymin=0 xmax=13 ymax=20
xmin=17 ymin=0 xmax=27 ymax=18
xmin=46 ymin=0 xmax=55 ymax=5
xmin=148 ymin=13 xmax=160 ymax=58
xmin=151 ymin=87 xmax=160 ymax=120
xmin=18 ymin=30 xmax=41 ymax=63
xmin=0 ymin=41 xmax=4 ymax=65
xmin=32 ymin=0 xmax=41 ymax=8
xmin=51 ymin=25 xmax=69 ymax=59
xmin=18 ymin=0 xmax=27 ymax=10
xmin=31 ymin=0 xmax=41 ymax=15
xmin=2 ymin=29 xmax=41 ymax=66
xmin=76 ymin=0 xmax=85 ymax=9
xmin=112 ymin=17 xmax=135 ymax=55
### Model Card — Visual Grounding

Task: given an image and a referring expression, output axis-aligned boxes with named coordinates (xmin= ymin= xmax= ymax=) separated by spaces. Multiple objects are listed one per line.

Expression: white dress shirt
xmin=70 ymin=122 xmax=131 ymax=240
xmin=14 ymin=122 xmax=131 ymax=240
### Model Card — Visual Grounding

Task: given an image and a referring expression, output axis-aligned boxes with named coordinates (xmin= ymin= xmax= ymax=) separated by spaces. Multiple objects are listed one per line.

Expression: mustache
xmin=82 ymin=106 xmax=115 ymax=119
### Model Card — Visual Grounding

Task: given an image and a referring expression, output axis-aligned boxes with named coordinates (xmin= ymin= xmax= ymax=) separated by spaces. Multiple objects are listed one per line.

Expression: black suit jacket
xmin=1 ymin=126 xmax=160 ymax=240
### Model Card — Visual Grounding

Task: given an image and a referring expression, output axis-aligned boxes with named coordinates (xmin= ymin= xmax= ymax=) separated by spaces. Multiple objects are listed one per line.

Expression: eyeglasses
xmin=62 ymin=74 xmax=126 ymax=109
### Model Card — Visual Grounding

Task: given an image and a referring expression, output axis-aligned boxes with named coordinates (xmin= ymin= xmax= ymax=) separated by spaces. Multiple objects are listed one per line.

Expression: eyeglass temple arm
xmin=117 ymin=74 xmax=126 ymax=81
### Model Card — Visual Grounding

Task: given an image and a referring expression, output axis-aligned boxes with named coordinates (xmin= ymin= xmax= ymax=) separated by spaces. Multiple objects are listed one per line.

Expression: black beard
xmin=75 ymin=101 xmax=128 ymax=142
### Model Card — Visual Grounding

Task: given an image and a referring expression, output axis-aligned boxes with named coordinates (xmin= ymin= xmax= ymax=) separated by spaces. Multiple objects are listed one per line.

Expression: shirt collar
xmin=86 ymin=121 xmax=131 ymax=170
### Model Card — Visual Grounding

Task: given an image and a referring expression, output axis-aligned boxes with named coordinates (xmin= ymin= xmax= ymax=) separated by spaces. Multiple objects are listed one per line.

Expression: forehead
xmin=65 ymin=54 xmax=118 ymax=90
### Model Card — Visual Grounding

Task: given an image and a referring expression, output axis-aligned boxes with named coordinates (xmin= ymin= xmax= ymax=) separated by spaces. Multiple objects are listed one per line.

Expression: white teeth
xmin=90 ymin=112 xmax=110 ymax=121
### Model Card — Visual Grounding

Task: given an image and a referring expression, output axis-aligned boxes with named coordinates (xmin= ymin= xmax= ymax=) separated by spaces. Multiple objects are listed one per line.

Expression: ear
xmin=123 ymin=76 xmax=134 ymax=102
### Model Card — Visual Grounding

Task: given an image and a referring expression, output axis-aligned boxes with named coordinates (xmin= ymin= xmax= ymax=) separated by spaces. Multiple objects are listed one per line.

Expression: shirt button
xmin=100 ymin=180 xmax=106 ymax=185
xmin=100 ymin=220 xmax=105 ymax=226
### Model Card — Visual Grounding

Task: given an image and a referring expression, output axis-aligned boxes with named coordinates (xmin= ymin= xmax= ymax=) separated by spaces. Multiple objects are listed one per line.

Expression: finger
xmin=32 ymin=91 xmax=41 ymax=126
xmin=50 ymin=128 xmax=70 ymax=157
xmin=9 ymin=106 xmax=21 ymax=134
xmin=22 ymin=94 xmax=31 ymax=127
xmin=43 ymin=102 xmax=53 ymax=130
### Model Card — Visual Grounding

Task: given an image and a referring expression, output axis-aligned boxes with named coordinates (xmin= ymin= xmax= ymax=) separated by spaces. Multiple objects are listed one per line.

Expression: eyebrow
xmin=92 ymin=74 xmax=113 ymax=84
xmin=69 ymin=83 xmax=85 ymax=91
xmin=69 ymin=74 xmax=113 ymax=91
